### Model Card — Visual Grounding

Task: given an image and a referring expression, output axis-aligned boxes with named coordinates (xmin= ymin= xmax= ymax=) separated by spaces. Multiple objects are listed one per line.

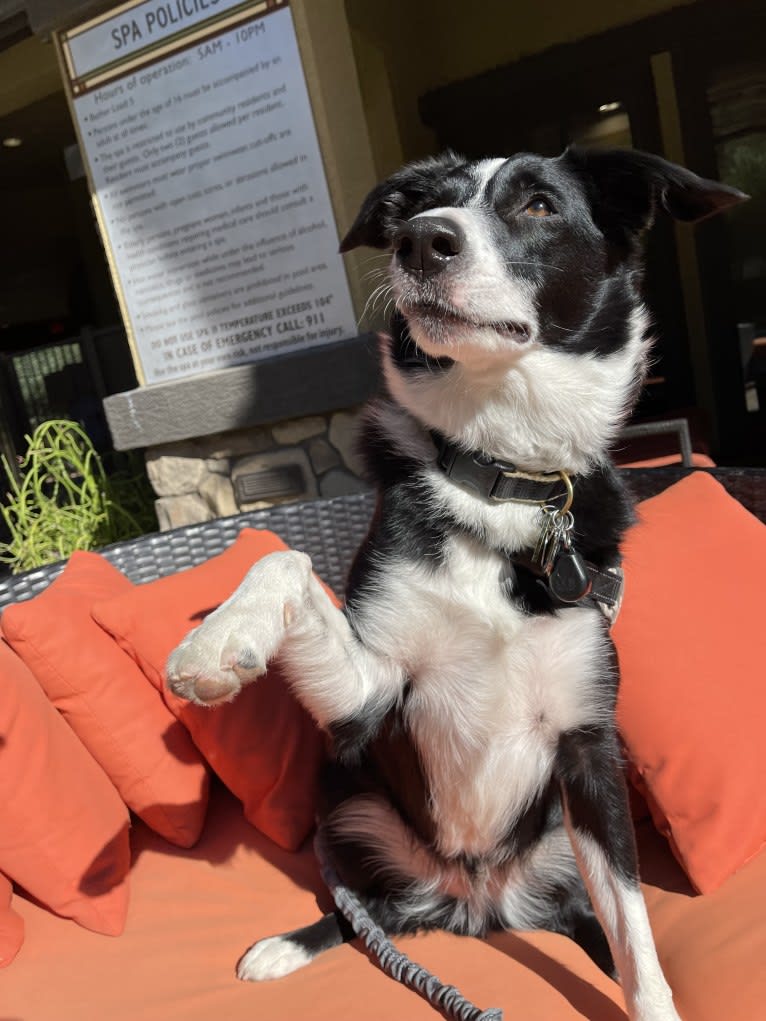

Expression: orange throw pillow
xmin=614 ymin=471 xmax=766 ymax=893
xmin=0 ymin=873 xmax=23 ymax=968
xmin=0 ymin=638 xmax=130 ymax=935
xmin=92 ymin=529 xmax=327 ymax=852
xmin=2 ymin=552 xmax=210 ymax=849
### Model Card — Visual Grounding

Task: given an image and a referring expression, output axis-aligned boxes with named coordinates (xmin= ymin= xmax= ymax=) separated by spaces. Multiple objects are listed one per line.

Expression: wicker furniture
xmin=2 ymin=467 xmax=764 ymax=607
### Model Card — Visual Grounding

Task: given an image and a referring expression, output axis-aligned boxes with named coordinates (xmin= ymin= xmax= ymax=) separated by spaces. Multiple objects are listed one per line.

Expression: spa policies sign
xmin=57 ymin=0 xmax=357 ymax=384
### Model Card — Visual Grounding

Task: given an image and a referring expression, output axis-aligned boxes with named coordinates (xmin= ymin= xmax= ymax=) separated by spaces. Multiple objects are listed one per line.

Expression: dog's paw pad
xmin=236 ymin=936 xmax=312 ymax=982
xmin=225 ymin=644 xmax=266 ymax=681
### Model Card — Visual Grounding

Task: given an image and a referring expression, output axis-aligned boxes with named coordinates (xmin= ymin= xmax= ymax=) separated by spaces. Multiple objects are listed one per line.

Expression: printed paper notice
xmin=61 ymin=1 xmax=357 ymax=384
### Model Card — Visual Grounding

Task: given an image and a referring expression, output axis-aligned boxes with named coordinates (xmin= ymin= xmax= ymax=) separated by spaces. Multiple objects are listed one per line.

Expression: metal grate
xmin=234 ymin=464 xmax=307 ymax=504
xmin=9 ymin=342 xmax=84 ymax=431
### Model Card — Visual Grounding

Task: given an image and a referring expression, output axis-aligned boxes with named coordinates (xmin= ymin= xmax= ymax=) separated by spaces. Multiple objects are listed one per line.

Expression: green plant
xmin=0 ymin=419 xmax=157 ymax=574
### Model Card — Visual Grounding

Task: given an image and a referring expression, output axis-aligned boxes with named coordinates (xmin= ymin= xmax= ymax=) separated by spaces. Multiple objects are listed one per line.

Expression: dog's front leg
xmin=556 ymin=725 xmax=682 ymax=1021
xmin=167 ymin=550 xmax=404 ymax=726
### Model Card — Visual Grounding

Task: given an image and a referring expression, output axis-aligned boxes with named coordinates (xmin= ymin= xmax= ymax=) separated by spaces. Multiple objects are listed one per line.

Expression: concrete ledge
xmin=104 ymin=334 xmax=380 ymax=450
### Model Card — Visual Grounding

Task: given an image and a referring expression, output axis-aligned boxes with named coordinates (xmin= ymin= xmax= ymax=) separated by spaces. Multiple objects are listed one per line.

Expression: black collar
xmin=430 ymin=432 xmax=623 ymax=619
xmin=431 ymin=432 xmax=574 ymax=506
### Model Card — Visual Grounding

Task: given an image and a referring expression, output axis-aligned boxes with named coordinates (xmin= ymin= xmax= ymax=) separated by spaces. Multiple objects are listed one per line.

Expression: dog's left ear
xmin=339 ymin=176 xmax=401 ymax=252
xmin=339 ymin=152 xmax=469 ymax=253
xmin=563 ymin=145 xmax=748 ymax=239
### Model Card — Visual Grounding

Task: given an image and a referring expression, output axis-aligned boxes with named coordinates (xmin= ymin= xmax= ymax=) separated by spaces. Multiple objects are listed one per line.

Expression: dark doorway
xmin=0 ymin=83 xmax=137 ymax=460
xmin=420 ymin=0 xmax=766 ymax=465
xmin=674 ymin=28 xmax=766 ymax=463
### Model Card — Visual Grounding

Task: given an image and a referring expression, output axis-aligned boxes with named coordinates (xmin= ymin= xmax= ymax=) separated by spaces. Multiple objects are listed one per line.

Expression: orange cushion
xmin=4 ymin=784 xmax=763 ymax=1016
xmin=0 ymin=784 xmax=632 ymax=1021
xmin=619 ymin=453 xmax=716 ymax=469
xmin=13 ymin=786 xmax=764 ymax=1021
xmin=0 ymin=637 xmax=130 ymax=935
xmin=643 ymin=831 xmax=766 ymax=1021
xmin=92 ymin=529 xmax=327 ymax=852
xmin=0 ymin=872 xmax=24 ymax=968
xmin=1 ymin=552 xmax=210 ymax=849
xmin=614 ymin=471 xmax=766 ymax=892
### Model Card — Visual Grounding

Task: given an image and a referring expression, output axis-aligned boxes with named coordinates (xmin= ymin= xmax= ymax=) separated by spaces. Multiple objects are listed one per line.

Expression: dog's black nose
xmin=392 ymin=216 xmax=464 ymax=276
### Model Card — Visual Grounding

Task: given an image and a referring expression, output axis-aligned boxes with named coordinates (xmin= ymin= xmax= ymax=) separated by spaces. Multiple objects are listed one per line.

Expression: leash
xmin=315 ymin=830 xmax=503 ymax=1021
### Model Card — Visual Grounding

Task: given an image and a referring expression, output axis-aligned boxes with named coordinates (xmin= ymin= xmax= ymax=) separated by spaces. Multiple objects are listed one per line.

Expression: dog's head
xmin=342 ymin=147 xmax=745 ymax=361
xmin=341 ymin=148 xmax=745 ymax=470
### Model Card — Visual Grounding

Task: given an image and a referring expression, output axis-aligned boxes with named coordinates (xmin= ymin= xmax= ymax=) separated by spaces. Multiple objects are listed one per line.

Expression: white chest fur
xmin=356 ymin=534 xmax=611 ymax=858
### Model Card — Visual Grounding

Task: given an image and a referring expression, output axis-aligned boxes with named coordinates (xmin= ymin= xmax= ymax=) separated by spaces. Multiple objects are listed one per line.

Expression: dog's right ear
xmin=339 ymin=177 xmax=403 ymax=252
xmin=339 ymin=152 xmax=468 ymax=253
xmin=562 ymin=146 xmax=748 ymax=242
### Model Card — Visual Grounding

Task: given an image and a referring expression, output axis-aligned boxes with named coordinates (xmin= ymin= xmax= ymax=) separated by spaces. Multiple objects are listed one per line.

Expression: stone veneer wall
xmin=146 ymin=407 xmax=370 ymax=530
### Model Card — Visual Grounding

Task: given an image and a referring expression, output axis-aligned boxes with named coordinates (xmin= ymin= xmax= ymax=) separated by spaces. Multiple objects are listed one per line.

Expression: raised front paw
xmin=166 ymin=549 xmax=312 ymax=706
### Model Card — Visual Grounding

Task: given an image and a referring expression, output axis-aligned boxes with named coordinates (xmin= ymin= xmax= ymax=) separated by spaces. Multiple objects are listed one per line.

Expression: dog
xmin=166 ymin=146 xmax=745 ymax=1021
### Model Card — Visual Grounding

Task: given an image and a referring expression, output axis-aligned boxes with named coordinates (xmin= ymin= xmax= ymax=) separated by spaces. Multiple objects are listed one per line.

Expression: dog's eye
xmin=524 ymin=197 xmax=555 ymax=218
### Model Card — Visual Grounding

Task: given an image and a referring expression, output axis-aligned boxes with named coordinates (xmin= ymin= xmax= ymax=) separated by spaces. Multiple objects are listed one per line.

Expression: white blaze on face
xmin=391 ymin=157 xmax=539 ymax=362
xmin=473 ymin=157 xmax=508 ymax=190
xmin=392 ymin=205 xmax=538 ymax=360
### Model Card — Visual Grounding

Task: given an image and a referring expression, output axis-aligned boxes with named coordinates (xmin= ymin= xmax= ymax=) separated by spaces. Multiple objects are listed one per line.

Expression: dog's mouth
xmin=403 ymin=302 xmax=531 ymax=344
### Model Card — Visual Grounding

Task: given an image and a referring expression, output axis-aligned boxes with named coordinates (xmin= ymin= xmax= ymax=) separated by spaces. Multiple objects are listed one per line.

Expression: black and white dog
xmin=167 ymin=147 xmax=744 ymax=1021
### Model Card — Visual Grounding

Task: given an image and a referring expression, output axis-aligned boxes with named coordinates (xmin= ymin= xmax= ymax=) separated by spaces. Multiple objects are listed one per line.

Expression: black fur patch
xmin=497 ymin=776 xmax=562 ymax=859
xmin=323 ymin=701 xmax=437 ymax=846
xmin=561 ymin=895 xmax=617 ymax=978
xmin=571 ymin=910 xmax=616 ymax=980
xmin=556 ymin=725 xmax=638 ymax=885
xmin=389 ymin=312 xmax=455 ymax=374
xmin=503 ymin=561 xmax=557 ymax=616
xmin=339 ymin=152 xmax=476 ymax=252
xmin=327 ymin=696 xmax=393 ymax=766
xmin=567 ymin=462 xmax=636 ymax=569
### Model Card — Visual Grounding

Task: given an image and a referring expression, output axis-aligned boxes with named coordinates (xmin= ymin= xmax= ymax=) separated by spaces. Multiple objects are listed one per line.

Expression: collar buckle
xmin=437 ymin=445 xmax=507 ymax=500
